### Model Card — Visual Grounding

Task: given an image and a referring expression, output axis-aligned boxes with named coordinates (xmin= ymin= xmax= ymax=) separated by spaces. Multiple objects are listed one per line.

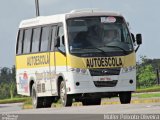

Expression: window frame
xmin=16 ymin=30 xmax=24 ymax=55
xmin=40 ymin=26 xmax=51 ymax=52
xmin=16 ymin=22 xmax=63 ymax=55
xmin=50 ymin=25 xmax=58 ymax=51
xmin=22 ymin=28 xmax=33 ymax=54
xmin=31 ymin=27 xmax=42 ymax=53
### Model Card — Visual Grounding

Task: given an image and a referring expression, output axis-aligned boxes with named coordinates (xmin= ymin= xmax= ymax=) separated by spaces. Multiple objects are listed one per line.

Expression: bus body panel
xmin=64 ymin=52 xmax=136 ymax=94
xmin=16 ymin=10 xmax=137 ymax=100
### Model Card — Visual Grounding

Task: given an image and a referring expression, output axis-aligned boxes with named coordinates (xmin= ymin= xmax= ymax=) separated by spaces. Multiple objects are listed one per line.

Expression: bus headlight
xmin=69 ymin=68 xmax=87 ymax=74
xmin=81 ymin=69 xmax=87 ymax=74
xmin=121 ymin=66 xmax=136 ymax=73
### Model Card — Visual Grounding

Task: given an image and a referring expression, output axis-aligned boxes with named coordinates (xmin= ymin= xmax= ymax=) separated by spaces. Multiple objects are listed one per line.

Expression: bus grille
xmin=93 ymin=80 xmax=118 ymax=87
xmin=89 ymin=68 xmax=121 ymax=76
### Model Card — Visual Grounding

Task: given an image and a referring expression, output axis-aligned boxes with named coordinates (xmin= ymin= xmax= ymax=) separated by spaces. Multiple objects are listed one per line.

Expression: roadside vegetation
xmin=136 ymin=85 xmax=160 ymax=93
xmin=133 ymin=92 xmax=160 ymax=98
xmin=0 ymin=97 xmax=28 ymax=104
xmin=136 ymin=56 xmax=160 ymax=88
xmin=0 ymin=66 xmax=17 ymax=100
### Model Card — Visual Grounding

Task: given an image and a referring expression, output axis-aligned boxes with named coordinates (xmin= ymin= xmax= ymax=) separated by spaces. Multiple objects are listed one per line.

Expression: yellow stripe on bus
xmin=16 ymin=52 xmax=136 ymax=69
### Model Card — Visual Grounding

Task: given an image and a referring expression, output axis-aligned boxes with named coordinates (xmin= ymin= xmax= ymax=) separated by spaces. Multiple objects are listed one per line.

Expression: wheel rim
xmin=60 ymin=82 xmax=66 ymax=105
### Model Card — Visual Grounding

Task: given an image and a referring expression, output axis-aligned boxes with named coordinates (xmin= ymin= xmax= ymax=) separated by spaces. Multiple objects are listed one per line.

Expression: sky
xmin=0 ymin=0 xmax=160 ymax=67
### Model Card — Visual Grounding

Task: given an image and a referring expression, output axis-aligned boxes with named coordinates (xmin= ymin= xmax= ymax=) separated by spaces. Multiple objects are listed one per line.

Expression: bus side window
xmin=57 ymin=26 xmax=65 ymax=52
xmin=17 ymin=30 xmax=24 ymax=54
xmin=23 ymin=29 xmax=32 ymax=54
xmin=50 ymin=26 xmax=57 ymax=51
xmin=31 ymin=27 xmax=41 ymax=53
xmin=40 ymin=26 xmax=50 ymax=52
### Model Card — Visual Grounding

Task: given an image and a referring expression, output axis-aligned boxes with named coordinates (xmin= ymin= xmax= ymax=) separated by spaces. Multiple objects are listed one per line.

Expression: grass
xmin=133 ymin=93 xmax=160 ymax=98
xmin=0 ymin=97 xmax=28 ymax=104
xmin=23 ymin=97 xmax=32 ymax=104
xmin=136 ymin=85 xmax=160 ymax=93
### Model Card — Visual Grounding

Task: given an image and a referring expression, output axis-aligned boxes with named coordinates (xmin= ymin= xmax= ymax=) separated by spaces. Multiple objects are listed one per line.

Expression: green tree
xmin=9 ymin=65 xmax=16 ymax=99
xmin=0 ymin=66 xmax=17 ymax=99
xmin=136 ymin=56 xmax=158 ymax=88
xmin=0 ymin=83 xmax=10 ymax=99
xmin=137 ymin=64 xmax=156 ymax=88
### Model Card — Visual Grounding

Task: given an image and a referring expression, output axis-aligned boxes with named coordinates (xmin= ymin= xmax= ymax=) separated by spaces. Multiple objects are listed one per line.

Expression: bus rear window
xmin=17 ymin=30 xmax=24 ymax=54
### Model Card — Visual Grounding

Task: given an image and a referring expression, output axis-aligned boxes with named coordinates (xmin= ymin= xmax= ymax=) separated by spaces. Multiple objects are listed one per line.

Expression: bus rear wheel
xmin=59 ymin=81 xmax=72 ymax=107
xmin=31 ymin=84 xmax=53 ymax=108
xmin=119 ymin=92 xmax=131 ymax=104
xmin=31 ymin=84 xmax=43 ymax=108
xmin=82 ymin=98 xmax=101 ymax=106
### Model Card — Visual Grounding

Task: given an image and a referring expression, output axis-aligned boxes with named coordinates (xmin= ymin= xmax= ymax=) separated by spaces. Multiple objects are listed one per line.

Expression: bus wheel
xmin=31 ymin=84 xmax=43 ymax=108
xmin=82 ymin=98 xmax=101 ymax=106
xmin=60 ymin=81 xmax=72 ymax=107
xmin=119 ymin=92 xmax=131 ymax=104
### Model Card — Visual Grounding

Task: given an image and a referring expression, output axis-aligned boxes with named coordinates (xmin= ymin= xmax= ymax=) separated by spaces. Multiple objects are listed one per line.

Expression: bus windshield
xmin=67 ymin=16 xmax=134 ymax=55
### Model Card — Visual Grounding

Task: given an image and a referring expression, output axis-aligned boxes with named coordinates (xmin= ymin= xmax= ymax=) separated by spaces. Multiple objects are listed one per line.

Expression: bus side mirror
xmin=131 ymin=33 xmax=135 ymax=43
xmin=136 ymin=34 xmax=142 ymax=45
xmin=55 ymin=36 xmax=60 ymax=47
xmin=135 ymin=34 xmax=142 ymax=52
xmin=62 ymin=35 xmax=65 ymax=45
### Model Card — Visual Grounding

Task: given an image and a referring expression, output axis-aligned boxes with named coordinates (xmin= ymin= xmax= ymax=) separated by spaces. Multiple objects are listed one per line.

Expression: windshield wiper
xmin=103 ymin=45 xmax=128 ymax=53
xmin=88 ymin=47 xmax=106 ymax=53
xmin=71 ymin=47 xmax=106 ymax=54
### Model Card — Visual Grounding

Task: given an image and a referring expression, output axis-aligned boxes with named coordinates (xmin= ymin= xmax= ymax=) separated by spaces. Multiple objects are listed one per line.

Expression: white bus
xmin=16 ymin=9 xmax=142 ymax=108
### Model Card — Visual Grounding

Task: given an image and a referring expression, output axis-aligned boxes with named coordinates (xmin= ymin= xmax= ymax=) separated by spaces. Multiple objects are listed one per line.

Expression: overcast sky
xmin=0 ymin=0 xmax=159 ymax=67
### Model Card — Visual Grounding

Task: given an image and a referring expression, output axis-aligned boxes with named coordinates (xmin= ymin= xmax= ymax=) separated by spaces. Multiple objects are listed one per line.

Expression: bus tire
xmin=119 ymin=92 xmax=131 ymax=104
xmin=31 ymin=84 xmax=43 ymax=108
xmin=82 ymin=98 xmax=101 ymax=106
xmin=59 ymin=81 xmax=72 ymax=107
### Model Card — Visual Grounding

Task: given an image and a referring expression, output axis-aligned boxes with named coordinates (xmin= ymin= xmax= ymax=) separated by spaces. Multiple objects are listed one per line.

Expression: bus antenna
xmin=35 ymin=0 xmax=40 ymax=17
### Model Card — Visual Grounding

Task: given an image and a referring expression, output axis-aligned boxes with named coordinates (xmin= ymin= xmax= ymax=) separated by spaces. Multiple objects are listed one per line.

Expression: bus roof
xmin=19 ymin=9 xmax=122 ymax=28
